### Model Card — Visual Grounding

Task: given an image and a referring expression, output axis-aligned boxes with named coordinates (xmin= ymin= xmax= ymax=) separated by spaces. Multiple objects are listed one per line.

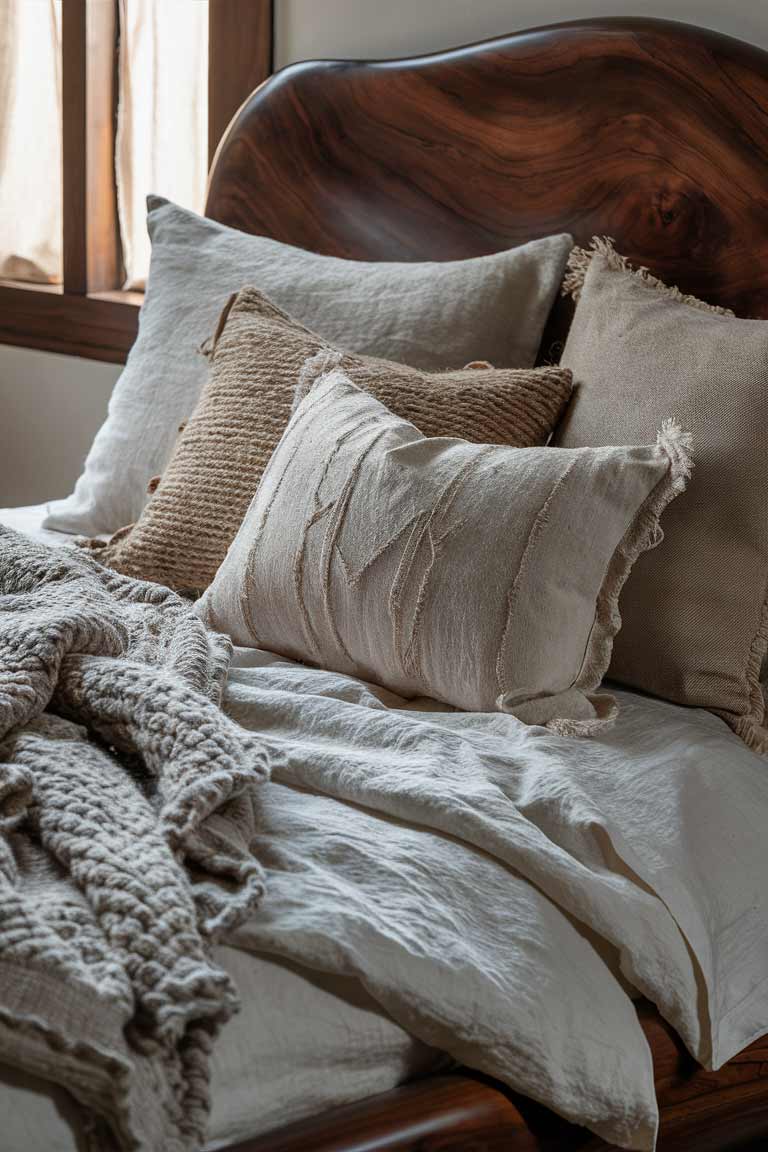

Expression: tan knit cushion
xmin=96 ymin=287 xmax=574 ymax=594
xmin=197 ymin=368 xmax=691 ymax=726
xmin=557 ymin=238 xmax=768 ymax=756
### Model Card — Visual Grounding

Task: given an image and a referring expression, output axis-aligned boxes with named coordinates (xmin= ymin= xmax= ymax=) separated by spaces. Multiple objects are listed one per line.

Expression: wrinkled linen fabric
xmin=558 ymin=240 xmax=768 ymax=755
xmin=199 ymin=370 xmax=691 ymax=727
xmin=224 ymin=649 xmax=768 ymax=1122
xmin=223 ymin=651 xmax=670 ymax=1151
xmin=43 ymin=198 xmax=573 ymax=536
xmin=0 ymin=528 xmax=269 ymax=1151
xmin=5 ymin=513 xmax=768 ymax=1152
xmin=0 ymin=947 xmax=446 ymax=1152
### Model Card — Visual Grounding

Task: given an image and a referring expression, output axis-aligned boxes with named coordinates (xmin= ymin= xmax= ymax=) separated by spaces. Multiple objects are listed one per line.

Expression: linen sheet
xmin=0 ymin=947 xmax=443 ymax=1152
xmin=222 ymin=647 xmax=768 ymax=1145
xmin=0 ymin=502 xmax=76 ymax=546
xmin=0 ymin=506 xmax=444 ymax=1150
xmin=4 ymin=504 xmax=768 ymax=1151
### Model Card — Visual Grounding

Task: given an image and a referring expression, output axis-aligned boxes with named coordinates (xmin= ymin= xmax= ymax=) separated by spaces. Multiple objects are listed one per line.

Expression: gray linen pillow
xmin=198 ymin=368 xmax=691 ymax=729
xmin=43 ymin=197 xmax=573 ymax=536
xmin=556 ymin=238 xmax=768 ymax=756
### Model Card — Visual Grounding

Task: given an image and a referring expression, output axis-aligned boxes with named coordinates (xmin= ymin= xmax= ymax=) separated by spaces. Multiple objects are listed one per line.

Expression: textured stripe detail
xmin=199 ymin=369 xmax=693 ymax=733
xmin=93 ymin=287 xmax=573 ymax=594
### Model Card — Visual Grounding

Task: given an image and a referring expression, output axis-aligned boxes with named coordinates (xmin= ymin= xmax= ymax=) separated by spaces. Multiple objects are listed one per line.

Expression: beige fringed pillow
xmin=557 ymin=238 xmax=768 ymax=755
xmin=198 ymin=368 xmax=691 ymax=726
xmin=93 ymin=288 xmax=574 ymax=594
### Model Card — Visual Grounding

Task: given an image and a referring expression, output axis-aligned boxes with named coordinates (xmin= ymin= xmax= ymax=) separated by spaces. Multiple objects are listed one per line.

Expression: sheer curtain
xmin=0 ymin=0 xmax=62 ymax=283
xmin=116 ymin=0 xmax=208 ymax=288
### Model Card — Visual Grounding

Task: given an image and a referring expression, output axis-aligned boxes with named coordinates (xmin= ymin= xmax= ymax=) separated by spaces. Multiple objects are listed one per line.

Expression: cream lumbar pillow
xmin=557 ymin=237 xmax=768 ymax=755
xmin=197 ymin=366 xmax=691 ymax=728
xmin=43 ymin=197 xmax=573 ymax=537
xmin=92 ymin=288 xmax=575 ymax=595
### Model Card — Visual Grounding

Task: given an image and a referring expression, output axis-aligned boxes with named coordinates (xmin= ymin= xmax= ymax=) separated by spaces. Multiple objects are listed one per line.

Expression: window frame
xmin=0 ymin=0 xmax=273 ymax=363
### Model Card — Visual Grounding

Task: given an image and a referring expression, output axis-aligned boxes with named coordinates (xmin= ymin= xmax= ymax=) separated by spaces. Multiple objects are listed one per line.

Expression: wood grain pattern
xmin=61 ymin=0 xmax=87 ymax=295
xmin=208 ymin=0 xmax=273 ymax=166
xmin=0 ymin=282 xmax=139 ymax=363
xmin=226 ymin=1003 xmax=768 ymax=1152
xmin=207 ymin=16 xmax=768 ymax=323
xmin=207 ymin=17 xmax=768 ymax=1152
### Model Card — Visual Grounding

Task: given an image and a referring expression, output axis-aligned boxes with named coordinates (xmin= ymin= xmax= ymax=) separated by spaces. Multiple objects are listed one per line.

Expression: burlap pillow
xmin=94 ymin=288 xmax=574 ymax=594
xmin=198 ymin=368 xmax=690 ymax=726
xmin=556 ymin=238 xmax=768 ymax=756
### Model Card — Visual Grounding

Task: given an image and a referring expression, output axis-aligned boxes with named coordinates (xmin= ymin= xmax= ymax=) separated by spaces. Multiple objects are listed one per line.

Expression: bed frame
xmin=205 ymin=17 xmax=768 ymax=1151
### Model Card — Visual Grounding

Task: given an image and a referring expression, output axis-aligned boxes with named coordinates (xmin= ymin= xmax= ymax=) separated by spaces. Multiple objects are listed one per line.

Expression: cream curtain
xmin=116 ymin=0 xmax=208 ymax=288
xmin=0 ymin=0 xmax=62 ymax=283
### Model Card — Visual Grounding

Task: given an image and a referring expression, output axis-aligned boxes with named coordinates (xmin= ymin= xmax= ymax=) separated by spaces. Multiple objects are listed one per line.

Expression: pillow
xmin=93 ymin=288 xmax=575 ymax=594
xmin=42 ymin=197 xmax=573 ymax=536
xmin=197 ymin=367 xmax=690 ymax=727
xmin=556 ymin=238 xmax=768 ymax=756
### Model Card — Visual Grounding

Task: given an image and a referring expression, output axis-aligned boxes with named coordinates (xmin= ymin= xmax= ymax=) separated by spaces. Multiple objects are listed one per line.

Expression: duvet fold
xmin=225 ymin=654 xmax=665 ymax=1151
xmin=225 ymin=649 xmax=768 ymax=1149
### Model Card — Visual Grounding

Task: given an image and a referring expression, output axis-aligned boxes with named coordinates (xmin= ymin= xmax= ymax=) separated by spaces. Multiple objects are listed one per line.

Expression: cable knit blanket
xmin=0 ymin=526 xmax=269 ymax=1151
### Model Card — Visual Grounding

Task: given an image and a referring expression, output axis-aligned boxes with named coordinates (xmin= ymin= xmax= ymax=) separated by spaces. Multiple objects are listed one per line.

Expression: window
xmin=0 ymin=0 xmax=272 ymax=361
xmin=0 ymin=0 xmax=62 ymax=283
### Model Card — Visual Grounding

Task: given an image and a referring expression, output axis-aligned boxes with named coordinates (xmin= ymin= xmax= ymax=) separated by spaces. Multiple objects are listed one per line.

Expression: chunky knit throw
xmin=0 ymin=526 xmax=269 ymax=1151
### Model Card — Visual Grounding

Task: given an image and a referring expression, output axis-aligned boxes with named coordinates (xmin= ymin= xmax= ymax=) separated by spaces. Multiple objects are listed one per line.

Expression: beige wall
xmin=274 ymin=1 xmax=768 ymax=65
xmin=0 ymin=345 xmax=119 ymax=507
xmin=5 ymin=0 xmax=768 ymax=507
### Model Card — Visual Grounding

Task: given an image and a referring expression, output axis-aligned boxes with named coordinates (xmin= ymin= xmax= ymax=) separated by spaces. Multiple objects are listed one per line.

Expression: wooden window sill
xmin=0 ymin=281 xmax=141 ymax=364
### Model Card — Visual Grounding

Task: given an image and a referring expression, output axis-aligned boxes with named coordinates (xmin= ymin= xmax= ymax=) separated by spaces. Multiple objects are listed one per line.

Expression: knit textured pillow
xmin=197 ymin=368 xmax=691 ymax=727
xmin=556 ymin=238 xmax=768 ymax=756
xmin=93 ymin=288 xmax=574 ymax=594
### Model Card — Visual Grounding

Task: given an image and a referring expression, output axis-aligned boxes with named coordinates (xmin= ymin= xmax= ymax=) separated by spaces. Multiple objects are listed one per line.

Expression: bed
xmin=3 ymin=14 xmax=768 ymax=1152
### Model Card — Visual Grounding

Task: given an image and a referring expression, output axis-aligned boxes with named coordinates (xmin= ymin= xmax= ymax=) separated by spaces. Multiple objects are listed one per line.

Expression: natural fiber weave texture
xmin=198 ymin=368 xmax=691 ymax=725
xmin=95 ymin=288 xmax=574 ymax=595
xmin=0 ymin=527 xmax=268 ymax=1150
xmin=558 ymin=238 xmax=768 ymax=756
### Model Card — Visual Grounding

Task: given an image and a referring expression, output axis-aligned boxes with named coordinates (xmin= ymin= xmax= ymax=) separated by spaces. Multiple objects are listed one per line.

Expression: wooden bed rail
xmin=224 ymin=1072 xmax=582 ymax=1151
xmin=224 ymin=1002 xmax=768 ymax=1151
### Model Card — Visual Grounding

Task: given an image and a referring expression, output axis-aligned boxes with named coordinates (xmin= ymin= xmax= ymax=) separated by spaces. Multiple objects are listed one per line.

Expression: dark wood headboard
xmin=206 ymin=16 xmax=768 ymax=321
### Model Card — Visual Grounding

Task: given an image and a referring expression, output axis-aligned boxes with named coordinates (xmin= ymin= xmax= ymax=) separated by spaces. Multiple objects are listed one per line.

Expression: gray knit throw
xmin=0 ymin=526 xmax=269 ymax=1151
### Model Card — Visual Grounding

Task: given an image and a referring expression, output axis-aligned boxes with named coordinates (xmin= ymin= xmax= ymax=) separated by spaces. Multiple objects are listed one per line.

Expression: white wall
xmin=6 ymin=0 xmax=768 ymax=507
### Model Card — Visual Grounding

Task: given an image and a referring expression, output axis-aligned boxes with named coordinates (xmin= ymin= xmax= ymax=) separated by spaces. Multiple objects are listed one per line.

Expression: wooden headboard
xmin=206 ymin=16 xmax=768 ymax=322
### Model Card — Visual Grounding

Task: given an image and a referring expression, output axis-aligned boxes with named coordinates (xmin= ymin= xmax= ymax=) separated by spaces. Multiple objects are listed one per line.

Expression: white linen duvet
xmin=2 ymin=504 xmax=768 ymax=1152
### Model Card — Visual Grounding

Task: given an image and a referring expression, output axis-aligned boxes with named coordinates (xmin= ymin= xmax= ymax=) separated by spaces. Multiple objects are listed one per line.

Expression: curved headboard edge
xmin=206 ymin=17 xmax=768 ymax=318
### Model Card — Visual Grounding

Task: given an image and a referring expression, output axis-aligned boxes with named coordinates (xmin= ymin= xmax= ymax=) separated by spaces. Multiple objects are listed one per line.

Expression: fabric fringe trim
xmin=717 ymin=711 xmax=768 ymax=758
xmin=562 ymin=236 xmax=735 ymax=316
xmin=547 ymin=693 xmax=619 ymax=738
xmin=713 ymin=578 xmax=768 ymax=758
xmin=570 ymin=419 xmax=694 ymax=728
xmin=294 ymin=348 xmax=345 ymax=413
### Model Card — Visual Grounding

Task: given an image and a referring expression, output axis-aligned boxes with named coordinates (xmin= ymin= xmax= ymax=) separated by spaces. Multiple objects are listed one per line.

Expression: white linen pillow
xmin=198 ymin=369 xmax=691 ymax=729
xmin=43 ymin=197 xmax=573 ymax=536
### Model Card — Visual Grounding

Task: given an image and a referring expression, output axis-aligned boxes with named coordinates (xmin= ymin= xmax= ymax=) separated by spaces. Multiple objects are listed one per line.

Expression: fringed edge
xmin=546 ymin=692 xmax=619 ymax=738
xmin=572 ymin=419 xmax=694 ymax=712
xmin=712 ymin=581 xmax=768 ymax=759
xmin=293 ymin=348 xmax=345 ymax=413
xmin=716 ymin=711 xmax=768 ymax=758
xmin=562 ymin=236 xmax=735 ymax=316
